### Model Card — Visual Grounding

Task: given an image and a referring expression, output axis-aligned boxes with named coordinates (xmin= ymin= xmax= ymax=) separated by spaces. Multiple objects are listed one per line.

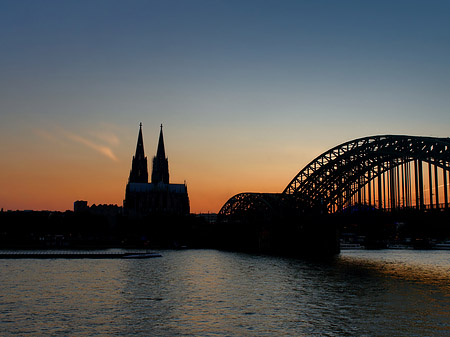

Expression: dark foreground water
xmin=1 ymin=249 xmax=449 ymax=336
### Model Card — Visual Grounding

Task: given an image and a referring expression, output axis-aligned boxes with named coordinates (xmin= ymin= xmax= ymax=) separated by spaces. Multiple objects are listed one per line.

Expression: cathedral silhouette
xmin=123 ymin=123 xmax=190 ymax=216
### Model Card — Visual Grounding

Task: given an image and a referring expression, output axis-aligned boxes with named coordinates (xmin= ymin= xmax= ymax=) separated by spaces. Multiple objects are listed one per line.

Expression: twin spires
xmin=128 ymin=123 xmax=169 ymax=184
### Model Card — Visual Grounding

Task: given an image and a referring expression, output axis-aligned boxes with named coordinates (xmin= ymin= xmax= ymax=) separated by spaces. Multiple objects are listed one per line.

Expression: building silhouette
xmin=124 ymin=123 xmax=190 ymax=217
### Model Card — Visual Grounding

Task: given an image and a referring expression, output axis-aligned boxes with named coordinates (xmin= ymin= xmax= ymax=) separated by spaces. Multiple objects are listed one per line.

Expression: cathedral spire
xmin=135 ymin=122 xmax=145 ymax=158
xmin=152 ymin=124 xmax=169 ymax=184
xmin=156 ymin=124 xmax=166 ymax=159
xmin=128 ymin=123 xmax=148 ymax=183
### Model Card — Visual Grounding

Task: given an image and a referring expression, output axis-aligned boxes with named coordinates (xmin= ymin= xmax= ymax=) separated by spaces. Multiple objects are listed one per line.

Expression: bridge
xmin=217 ymin=135 xmax=450 ymax=254
xmin=219 ymin=135 xmax=450 ymax=219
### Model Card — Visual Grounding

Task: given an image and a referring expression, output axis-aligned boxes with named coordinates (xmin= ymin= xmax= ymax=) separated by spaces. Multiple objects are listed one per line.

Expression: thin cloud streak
xmin=53 ymin=129 xmax=118 ymax=162
xmin=93 ymin=132 xmax=120 ymax=146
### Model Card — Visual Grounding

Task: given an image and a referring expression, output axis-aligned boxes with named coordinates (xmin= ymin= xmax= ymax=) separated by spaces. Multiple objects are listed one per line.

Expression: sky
xmin=1 ymin=0 xmax=449 ymax=213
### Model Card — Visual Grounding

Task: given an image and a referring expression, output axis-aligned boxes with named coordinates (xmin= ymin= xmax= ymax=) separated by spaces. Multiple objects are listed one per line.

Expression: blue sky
xmin=1 ymin=0 xmax=449 ymax=211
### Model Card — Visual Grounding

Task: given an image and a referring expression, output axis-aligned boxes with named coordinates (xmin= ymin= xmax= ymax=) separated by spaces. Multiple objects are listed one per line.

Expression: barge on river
xmin=0 ymin=251 xmax=162 ymax=259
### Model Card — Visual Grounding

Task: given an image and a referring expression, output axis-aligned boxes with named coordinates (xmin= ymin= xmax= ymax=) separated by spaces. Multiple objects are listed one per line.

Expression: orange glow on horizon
xmin=0 ymin=142 xmax=297 ymax=214
xmin=0 ymin=122 xmax=315 ymax=214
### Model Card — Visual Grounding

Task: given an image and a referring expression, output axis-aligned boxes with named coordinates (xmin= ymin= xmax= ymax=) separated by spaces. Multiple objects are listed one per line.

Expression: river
xmin=1 ymin=249 xmax=449 ymax=336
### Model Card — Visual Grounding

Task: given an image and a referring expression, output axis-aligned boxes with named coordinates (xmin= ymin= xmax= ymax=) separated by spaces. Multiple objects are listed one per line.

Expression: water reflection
xmin=1 ymin=250 xmax=449 ymax=336
xmin=0 ymin=259 xmax=128 ymax=335
xmin=339 ymin=250 xmax=450 ymax=289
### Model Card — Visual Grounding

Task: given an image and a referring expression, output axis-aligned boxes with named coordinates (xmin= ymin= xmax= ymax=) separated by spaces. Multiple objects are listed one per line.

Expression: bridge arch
xmin=283 ymin=135 xmax=450 ymax=213
xmin=218 ymin=193 xmax=288 ymax=222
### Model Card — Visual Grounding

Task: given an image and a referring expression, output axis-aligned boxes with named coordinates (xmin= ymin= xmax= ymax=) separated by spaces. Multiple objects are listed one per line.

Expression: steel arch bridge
xmin=219 ymin=135 xmax=450 ymax=219
xmin=218 ymin=193 xmax=295 ymax=222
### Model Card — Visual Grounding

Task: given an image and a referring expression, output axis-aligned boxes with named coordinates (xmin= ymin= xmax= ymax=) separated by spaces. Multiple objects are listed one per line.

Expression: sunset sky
xmin=1 ymin=0 xmax=449 ymax=213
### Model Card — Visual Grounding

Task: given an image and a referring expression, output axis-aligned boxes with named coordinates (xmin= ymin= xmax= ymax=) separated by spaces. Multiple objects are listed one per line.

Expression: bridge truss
xmin=283 ymin=135 xmax=450 ymax=213
xmin=218 ymin=193 xmax=293 ymax=222
xmin=219 ymin=135 xmax=450 ymax=218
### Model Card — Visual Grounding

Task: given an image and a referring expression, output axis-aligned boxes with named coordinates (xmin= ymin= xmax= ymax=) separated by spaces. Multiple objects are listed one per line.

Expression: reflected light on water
xmin=1 ymin=249 xmax=450 ymax=336
xmin=339 ymin=250 xmax=450 ymax=290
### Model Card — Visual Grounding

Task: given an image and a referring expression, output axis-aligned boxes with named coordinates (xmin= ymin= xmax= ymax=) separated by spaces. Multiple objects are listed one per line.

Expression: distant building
xmin=74 ymin=200 xmax=122 ymax=217
xmin=89 ymin=204 xmax=123 ymax=217
xmin=74 ymin=200 xmax=88 ymax=213
xmin=196 ymin=213 xmax=217 ymax=224
xmin=123 ymin=123 xmax=190 ymax=216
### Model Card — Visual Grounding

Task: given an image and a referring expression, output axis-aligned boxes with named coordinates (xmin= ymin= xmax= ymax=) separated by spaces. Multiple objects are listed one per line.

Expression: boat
xmin=0 ymin=251 xmax=162 ymax=259
xmin=122 ymin=252 xmax=162 ymax=258
xmin=340 ymin=243 xmax=365 ymax=250
xmin=433 ymin=241 xmax=450 ymax=250
xmin=386 ymin=244 xmax=412 ymax=250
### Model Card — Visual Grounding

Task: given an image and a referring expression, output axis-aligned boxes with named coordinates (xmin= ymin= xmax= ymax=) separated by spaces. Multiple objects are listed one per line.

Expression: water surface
xmin=1 ymin=249 xmax=449 ymax=336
